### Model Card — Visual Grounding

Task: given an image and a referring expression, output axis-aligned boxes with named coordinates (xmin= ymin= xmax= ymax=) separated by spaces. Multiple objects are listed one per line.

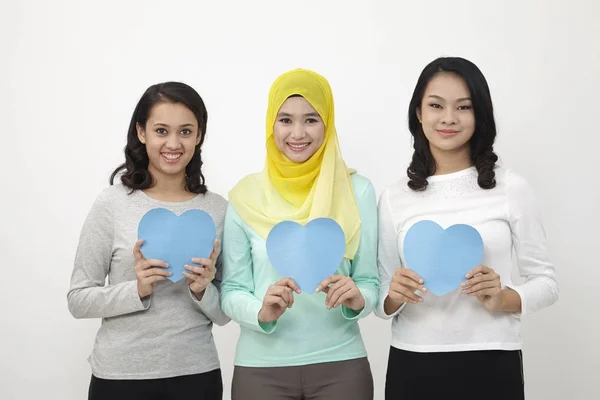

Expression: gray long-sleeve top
xmin=67 ymin=184 xmax=229 ymax=379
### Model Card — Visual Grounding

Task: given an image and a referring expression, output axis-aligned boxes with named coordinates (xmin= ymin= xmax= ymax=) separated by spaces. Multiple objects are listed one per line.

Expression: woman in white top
xmin=375 ymin=57 xmax=559 ymax=400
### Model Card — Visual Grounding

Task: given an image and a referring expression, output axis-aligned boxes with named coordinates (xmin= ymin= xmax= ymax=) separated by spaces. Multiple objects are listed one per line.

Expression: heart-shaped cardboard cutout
xmin=266 ymin=218 xmax=346 ymax=293
xmin=403 ymin=220 xmax=484 ymax=296
xmin=137 ymin=208 xmax=216 ymax=282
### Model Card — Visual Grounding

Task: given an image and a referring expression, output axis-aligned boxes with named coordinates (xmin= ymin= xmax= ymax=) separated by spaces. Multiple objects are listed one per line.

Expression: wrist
xmin=498 ymin=288 xmax=522 ymax=313
xmin=191 ymin=288 xmax=206 ymax=301
xmin=384 ymin=296 xmax=404 ymax=315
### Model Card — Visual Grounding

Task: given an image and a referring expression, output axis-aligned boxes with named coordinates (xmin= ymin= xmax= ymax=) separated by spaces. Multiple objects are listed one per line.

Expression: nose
xmin=290 ymin=122 xmax=305 ymax=140
xmin=165 ymin=133 xmax=182 ymax=149
xmin=441 ymin=107 xmax=458 ymax=125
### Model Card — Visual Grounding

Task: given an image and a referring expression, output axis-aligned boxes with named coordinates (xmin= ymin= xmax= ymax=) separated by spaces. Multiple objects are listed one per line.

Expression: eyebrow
xmin=277 ymin=112 xmax=321 ymax=118
xmin=428 ymin=95 xmax=472 ymax=102
xmin=152 ymin=123 xmax=196 ymax=128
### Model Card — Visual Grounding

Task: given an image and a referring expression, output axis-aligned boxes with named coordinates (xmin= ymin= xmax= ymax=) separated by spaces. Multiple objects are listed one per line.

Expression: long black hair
xmin=407 ymin=57 xmax=498 ymax=191
xmin=110 ymin=82 xmax=209 ymax=194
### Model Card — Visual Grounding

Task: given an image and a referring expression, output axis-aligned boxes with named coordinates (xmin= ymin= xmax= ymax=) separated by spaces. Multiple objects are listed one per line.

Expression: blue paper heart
xmin=137 ymin=208 xmax=216 ymax=282
xmin=266 ymin=218 xmax=346 ymax=293
xmin=403 ymin=220 xmax=484 ymax=296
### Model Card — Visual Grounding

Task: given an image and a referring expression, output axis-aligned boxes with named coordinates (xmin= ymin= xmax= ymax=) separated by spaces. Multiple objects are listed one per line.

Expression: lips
xmin=287 ymin=142 xmax=310 ymax=152
xmin=161 ymin=153 xmax=183 ymax=163
xmin=437 ymin=129 xmax=458 ymax=137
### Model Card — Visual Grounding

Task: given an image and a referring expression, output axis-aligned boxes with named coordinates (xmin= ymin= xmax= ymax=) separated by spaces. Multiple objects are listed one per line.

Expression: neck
xmin=144 ymin=167 xmax=189 ymax=200
xmin=431 ymin=144 xmax=472 ymax=175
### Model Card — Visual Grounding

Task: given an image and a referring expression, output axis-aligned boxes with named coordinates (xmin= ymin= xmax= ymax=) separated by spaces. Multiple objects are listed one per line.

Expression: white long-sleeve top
xmin=375 ymin=166 xmax=559 ymax=352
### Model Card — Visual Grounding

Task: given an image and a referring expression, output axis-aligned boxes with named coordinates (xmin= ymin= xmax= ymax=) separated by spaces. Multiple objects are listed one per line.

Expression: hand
xmin=461 ymin=265 xmax=502 ymax=311
xmin=258 ymin=278 xmax=301 ymax=323
xmin=184 ymin=239 xmax=220 ymax=300
xmin=317 ymin=275 xmax=365 ymax=311
xmin=387 ymin=267 xmax=427 ymax=305
xmin=133 ymin=240 xmax=171 ymax=299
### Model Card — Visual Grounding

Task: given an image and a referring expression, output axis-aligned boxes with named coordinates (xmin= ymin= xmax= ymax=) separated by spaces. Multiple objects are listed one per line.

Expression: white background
xmin=1 ymin=0 xmax=598 ymax=399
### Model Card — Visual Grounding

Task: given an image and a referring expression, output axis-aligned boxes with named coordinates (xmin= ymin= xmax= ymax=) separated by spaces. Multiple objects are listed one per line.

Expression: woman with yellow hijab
xmin=221 ymin=69 xmax=379 ymax=399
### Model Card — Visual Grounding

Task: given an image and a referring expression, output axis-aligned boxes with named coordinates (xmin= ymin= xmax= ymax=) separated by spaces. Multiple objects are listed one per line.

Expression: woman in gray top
xmin=67 ymin=82 xmax=229 ymax=400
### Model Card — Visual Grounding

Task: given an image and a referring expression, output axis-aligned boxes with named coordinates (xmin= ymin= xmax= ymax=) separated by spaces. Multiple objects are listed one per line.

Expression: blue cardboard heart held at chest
xmin=266 ymin=218 xmax=346 ymax=293
xmin=137 ymin=208 xmax=216 ymax=282
xmin=403 ymin=220 xmax=484 ymax=296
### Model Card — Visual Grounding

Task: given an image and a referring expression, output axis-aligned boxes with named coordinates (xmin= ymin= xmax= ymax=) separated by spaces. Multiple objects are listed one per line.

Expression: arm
xmin=188 ymin=252 xmax=231 ymax=326
xmin=67 ymin=190 xmax=150 ymax=319
xmin=373 ymin=188 xmax=407 ymax=319
xmin=341 ymin=180 xmax=381 ymax=320
xmin=220 ymin=205 xmax=276 ymax=333
xmin=504 ymin=170 xmax=559 ymax=316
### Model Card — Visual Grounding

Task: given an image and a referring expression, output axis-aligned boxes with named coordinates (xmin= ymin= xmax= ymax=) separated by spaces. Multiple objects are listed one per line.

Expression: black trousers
xmin=88 ymin=368 xmax=222 ymax=400
xmin=385 ymin=347 xmax=524 ymax=400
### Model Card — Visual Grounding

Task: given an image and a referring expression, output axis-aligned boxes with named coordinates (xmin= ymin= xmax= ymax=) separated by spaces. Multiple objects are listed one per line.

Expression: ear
xmin=195 ymin=130 xmax=202 ymax=146
xmin=136 ymin=123 xmax=146 ymax=144
xmin=416 ymin=107 xmax=422 ymax=124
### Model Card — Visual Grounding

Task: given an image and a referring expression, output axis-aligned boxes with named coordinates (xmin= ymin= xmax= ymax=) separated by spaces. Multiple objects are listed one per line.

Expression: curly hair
xmin=110 ymin=82 xmax=209 ymax=194
xmin=407 ymin=57 xmax=498 ymax=191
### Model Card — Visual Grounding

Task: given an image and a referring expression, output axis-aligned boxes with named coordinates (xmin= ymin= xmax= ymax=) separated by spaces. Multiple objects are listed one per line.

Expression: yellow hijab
xmin=228 ymin=68 xmax=361 ymax=259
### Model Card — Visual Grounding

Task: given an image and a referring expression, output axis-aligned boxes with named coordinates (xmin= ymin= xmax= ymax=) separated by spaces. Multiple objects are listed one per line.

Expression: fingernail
xmin=460 ymin=282 xmax=465 ymax=287
xmin=465 ymin=274 xmax=471 ymax=278
xmin=419 ymin=279 xmax=424 ymax=284
xmin=315 ymin=288 xmax=320 ymax=293
xmin=422 ymin=287 xmax=427 ymax=292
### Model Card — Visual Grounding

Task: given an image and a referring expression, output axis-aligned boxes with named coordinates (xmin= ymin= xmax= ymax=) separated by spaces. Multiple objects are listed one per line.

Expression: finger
xmin=333 ymin=289 xmax=358 ymax=308
xmin=184 ymin=265 xmax=208 ymax=275
xmin=461 ymin=272 xmax=499 ymax=289
xmin=391 ymin=283 xmax=422 ymax=303
xmin=277 ymin=278 xmax=301 ymax=294
xmin=282 ymin=288 xmax=294 ymax=308
xmin=133 ymin=240 xmax=145 ymax=261
xmin=468 ymin=288 xmax=499 ymax=298
xmin=466 ymin=265 xmax=492 ymax=279
xmin=316 ymin=275 xmax=344 ymax=293
xmin=146 ymin=275 xmax=167 ymax=285
xmin=142 ymin=267 xmax=172 ymax=278
xmin=397 ymin=268 xmax=424 ymax=284
xmin=395 ymin=275 xmax=426 ymax=292
xmin=328 ymin=285 xmax=353 ymax=309
xmin=464 ymin=280 xmax=500 ymax=295
xmin=142 ymin=259 xmax=169 ymax=269
xmin=265 ymin=295 xmax=287 ymax=309
xmin=209 ymin=239 xmax=220 ymax=260
xmin=326 ymin=278 xmax=350 ymax=306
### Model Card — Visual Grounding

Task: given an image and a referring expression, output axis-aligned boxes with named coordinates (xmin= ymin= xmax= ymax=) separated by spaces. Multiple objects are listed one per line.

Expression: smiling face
xmin=417 ymin=72 xmax=476 ymax=155
xmin=136 ymin=101 xmax=201 ymax=183
xmin=272 ymin=96 xmax=325 ymax=163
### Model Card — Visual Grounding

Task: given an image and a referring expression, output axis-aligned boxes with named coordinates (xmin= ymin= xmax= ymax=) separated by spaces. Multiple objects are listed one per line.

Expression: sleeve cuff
xmin=250 ymin=300 xmax=278 ymax=334
xmin=377 ymin=294 xmax=406 ymax=320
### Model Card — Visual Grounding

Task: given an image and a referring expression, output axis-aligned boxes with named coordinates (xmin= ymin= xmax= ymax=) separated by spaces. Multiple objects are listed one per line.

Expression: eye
xmin=156 ymin=128 xmax=168 ymax=134
xmin=429 ymin=103 xmax=442 ymax=109
xmin=306 ymin=118 xmax=319 ymax=124
xmin=458 ymin=105 xmax=473 ymax=111
xmin=279 ymin=118 xmax=292 ymax=124
xmin=180 ymin=129 xmax=192 ymax=136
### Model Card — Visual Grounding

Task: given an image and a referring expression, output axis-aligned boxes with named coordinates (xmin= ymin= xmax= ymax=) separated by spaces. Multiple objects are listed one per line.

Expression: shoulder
xmin=201 ymin=190 xmax=228 ymax=212
xmin=92 ymin=184 xmax=130 ymax=208
xmin=378 ymin=176 xmax=412 ymax=205
xmin=350 ymin=173 xmax=375 ymax=197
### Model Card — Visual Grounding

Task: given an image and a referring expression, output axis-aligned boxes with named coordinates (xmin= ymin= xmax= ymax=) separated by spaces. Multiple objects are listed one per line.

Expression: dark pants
xmin=232 ymin=357 xmax=373 ymax=400
xmin=385 ymin=347 xmax=525 ymax=400
xmin=88 ymin=368 xmax=222 ymax=400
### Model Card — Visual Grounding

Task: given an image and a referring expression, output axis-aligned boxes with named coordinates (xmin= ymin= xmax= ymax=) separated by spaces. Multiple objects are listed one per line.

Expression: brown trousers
xmin=231 ymin=357 xmax=373 ymax=400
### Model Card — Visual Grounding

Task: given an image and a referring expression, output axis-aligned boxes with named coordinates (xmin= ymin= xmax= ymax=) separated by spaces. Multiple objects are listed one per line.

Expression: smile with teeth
xmin=161 ymin=153 xmax=182 ymax=162
xmin=287 ymin=142 xmax=310 ymax=152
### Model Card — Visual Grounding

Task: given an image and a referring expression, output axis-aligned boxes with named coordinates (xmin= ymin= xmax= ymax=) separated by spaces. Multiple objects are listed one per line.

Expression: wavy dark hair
xmin=109 ymin=82 xmax=209 ymax=194
xmin=407 ymin=57 xmax=498 ymax=191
